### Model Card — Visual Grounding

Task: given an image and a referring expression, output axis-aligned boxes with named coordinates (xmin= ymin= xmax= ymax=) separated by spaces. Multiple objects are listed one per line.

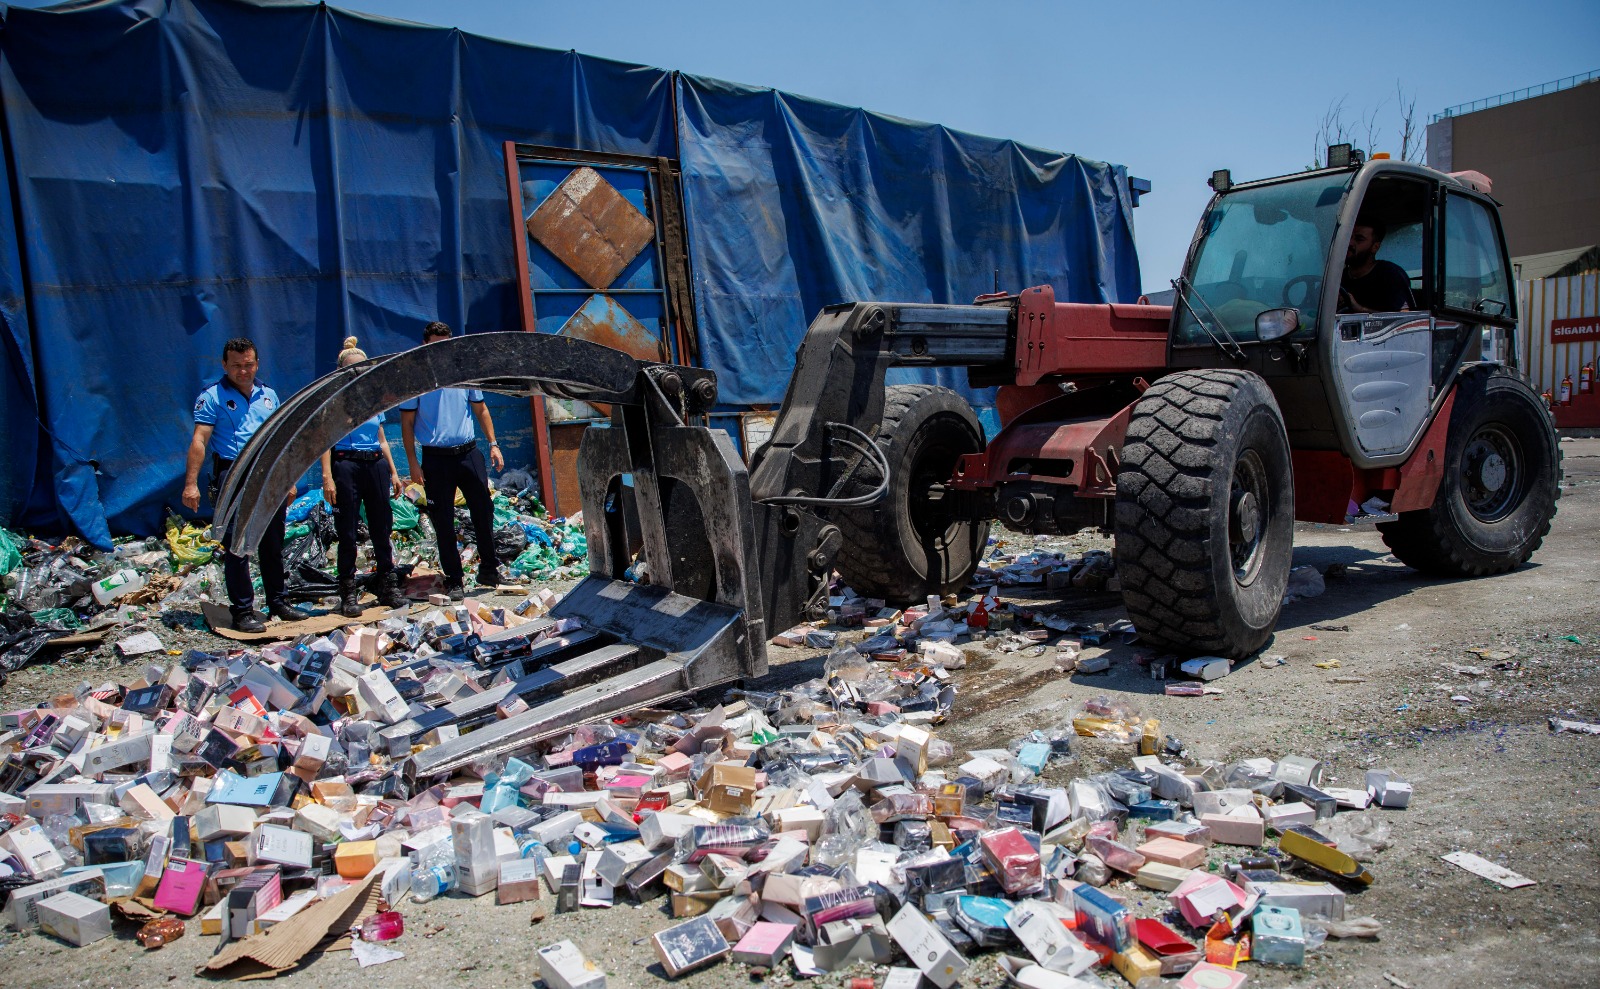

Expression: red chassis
xmin=950 ymin=285 xmax=1453 ymax=529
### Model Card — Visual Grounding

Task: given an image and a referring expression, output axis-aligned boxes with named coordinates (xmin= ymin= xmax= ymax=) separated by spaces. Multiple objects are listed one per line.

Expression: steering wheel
xmin=1204 ymin=281 xmax=1246 ymax=305
xmin=1282 ymin=275 xmax=1319 ymax=309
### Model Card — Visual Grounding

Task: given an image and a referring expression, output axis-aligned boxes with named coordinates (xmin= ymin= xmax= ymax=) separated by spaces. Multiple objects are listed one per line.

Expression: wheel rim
xmin=1460 ymin=423 xmax=1524 ymax=522
xmin=1229 ymin=449 xmax=1270 ymax=584
xmin=907 ymin=418 xmax=969 ymax=549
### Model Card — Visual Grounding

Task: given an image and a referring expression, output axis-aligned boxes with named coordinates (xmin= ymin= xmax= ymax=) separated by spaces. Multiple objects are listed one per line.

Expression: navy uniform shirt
xmin=193 ymin=378 xmax=279 ymax=461
xmin=334 ymin=413 xmax=386 ymax=452
xmin=398 ymin=388 xmax=484 ymax=448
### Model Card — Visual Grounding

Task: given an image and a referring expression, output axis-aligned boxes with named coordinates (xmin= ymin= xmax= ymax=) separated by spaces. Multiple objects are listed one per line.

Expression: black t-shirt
xmin=1341 ymin=259 xmax=1415 ymax=313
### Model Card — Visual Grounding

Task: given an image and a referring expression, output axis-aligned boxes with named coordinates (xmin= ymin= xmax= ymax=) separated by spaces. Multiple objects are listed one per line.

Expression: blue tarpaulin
xmin=0 ymin=0 xmax=1140 ymax=543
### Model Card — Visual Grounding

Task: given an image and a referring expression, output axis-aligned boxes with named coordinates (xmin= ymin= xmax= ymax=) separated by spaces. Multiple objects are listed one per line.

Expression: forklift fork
xmin=213 ymin=332 xmax=771 ymax=779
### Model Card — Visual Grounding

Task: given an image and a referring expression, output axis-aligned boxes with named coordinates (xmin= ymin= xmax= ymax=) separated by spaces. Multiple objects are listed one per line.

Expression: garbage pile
xmin=0 ymin=483 xmax=587 ymax=678
xmin=0 ymin=576 xmax=1404 ymax=988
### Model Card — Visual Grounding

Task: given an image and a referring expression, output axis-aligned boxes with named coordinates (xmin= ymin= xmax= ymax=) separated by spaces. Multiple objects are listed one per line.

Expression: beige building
xmin=1427 ymin=72 xmax=1600 ymax=278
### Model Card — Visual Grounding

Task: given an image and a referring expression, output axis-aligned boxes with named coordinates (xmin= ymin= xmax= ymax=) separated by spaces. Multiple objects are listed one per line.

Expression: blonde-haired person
xmin=318 ymin=337 xmax=408 ymax=616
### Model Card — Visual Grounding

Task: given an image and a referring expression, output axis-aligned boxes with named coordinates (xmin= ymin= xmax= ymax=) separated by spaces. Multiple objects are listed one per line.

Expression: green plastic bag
xmin=390 ymin=498 xmax=420 ymax=532
xmin=0 ymin=527 xmax=21 ymax=576
xmin=30 ymin=608 xmax=83 ymax=631
xmin=359 ymin=498 xmax=420 ymax=531
xmin=492 ymin=494 xmax=520 ymax=530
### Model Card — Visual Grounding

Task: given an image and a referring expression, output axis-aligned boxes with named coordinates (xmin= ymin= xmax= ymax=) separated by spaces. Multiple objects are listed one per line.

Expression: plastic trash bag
xmin=389 ymin=498 xmax=420 ymax=532
xmin=1283 ymin=565 xmax=1325 ymax=603
xmin=1325 ymin=811 xmax=1393 ymax=862
xmin=497 ymin=468 xmax=537 ymax=497
xmin=286 ymin=489 xmax=329 ymax=524
xmin=29 ymin=608 xmax=83 ymax=631
xmin=0 ymin=610 xmax=62 ymax=674
xmin=492 ymin=494 xmax=520 ymax=530
xmin=0 ymin=527 xmax=21 ymax=576
xmin=164 ymin=514 xmax=217 ymax=567
xmin=304 ymin=504 xmax=337 ymax=546
xmin=1304 ymin=915 xmax=1382 ymax=949
xmin=493 ymin=524 xmax=528 ymax=564
xmin=280 ymin=534 xmax=338 ymax=599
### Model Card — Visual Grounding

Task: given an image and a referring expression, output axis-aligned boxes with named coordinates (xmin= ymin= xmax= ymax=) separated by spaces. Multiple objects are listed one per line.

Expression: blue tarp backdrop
xmin=0 ymin=0 xmax=1141 ymax=545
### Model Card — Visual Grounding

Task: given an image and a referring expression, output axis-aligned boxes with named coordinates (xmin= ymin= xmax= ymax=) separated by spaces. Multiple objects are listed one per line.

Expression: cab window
xmin=1341 ymin=174 xmax=1430 ymax=314
xmin=1441 ymin=192 xmax=1512 ymax=319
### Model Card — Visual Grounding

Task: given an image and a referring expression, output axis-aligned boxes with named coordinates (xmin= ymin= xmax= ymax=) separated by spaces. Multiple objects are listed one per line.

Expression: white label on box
xmin=252 ymin=824 xmax=312 ymax=869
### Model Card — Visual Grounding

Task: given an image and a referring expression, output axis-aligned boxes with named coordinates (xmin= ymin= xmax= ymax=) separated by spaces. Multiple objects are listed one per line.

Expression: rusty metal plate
xmin=527 ymin=167 xmax=656 ymax=289
xmin=557 ymin=293 xmax=666 ymax=363
xmin=553 ymin=295 xmax=666 ymax=419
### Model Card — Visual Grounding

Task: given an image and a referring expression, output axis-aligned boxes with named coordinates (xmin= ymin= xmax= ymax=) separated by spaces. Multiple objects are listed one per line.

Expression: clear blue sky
xmin=15 ymin=0 xmax=1600 ymax=293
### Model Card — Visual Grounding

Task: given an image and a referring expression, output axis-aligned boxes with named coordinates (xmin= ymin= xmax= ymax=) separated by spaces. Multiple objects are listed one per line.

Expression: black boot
xmin=231 ymin=608 xmax=265 ymax=634
xmin=475 ymin=565 xmax=504 ymax=590
xmin=376 ymin=570 xmax=407 ymax=608
xmin=338 ymin=580 xmax=363 ymax=618
xmin=271 ymin=600 xmax=312 ymax=622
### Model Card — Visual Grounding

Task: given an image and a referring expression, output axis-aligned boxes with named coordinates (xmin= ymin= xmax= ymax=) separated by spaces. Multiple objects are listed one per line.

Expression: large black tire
xmin=1115 ymin=370 xmax=1294 ymax=658
xmin=833 ymin=384 xmax=992 ymax=604
xmin=1377 ymin=366 xmax=1559 ymax=576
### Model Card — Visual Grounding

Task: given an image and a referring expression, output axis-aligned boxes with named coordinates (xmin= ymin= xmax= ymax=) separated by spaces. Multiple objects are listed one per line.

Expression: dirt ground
xmin=2 ymin=439 xmax=1597 ymax=989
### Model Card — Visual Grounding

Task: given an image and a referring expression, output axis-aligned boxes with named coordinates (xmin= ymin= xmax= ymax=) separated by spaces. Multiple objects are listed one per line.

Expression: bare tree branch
xmin=1312 ymin=96 xmax=1349 ymax=168
xmin=1396 ymin=80 xmax=1419 ymax=162
xmin=1309 ymin=84 xmax=1424 ymax=167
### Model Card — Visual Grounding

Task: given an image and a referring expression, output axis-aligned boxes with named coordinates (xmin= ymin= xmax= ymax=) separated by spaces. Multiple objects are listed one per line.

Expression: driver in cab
xmin=1338 ymin=217 xmax=1415 ymax=314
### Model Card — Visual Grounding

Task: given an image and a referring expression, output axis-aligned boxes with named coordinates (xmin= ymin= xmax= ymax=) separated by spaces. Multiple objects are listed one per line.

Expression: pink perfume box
xmin=153 ymin=858 xmax=210 ymax=916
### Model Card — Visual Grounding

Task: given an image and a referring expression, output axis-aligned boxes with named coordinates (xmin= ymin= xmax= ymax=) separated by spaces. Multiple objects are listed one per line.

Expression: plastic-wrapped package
xmin=815 ymin=790 xmax=876 ymax=868
xmin=871 ymin=792 xmax=934 ymax=824
xmin=979 ymin=827 xmax=1042 ymax=894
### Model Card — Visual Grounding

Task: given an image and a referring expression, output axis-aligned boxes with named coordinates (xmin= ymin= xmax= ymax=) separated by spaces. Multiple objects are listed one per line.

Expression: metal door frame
xmin=502 ymin=141 xmax=700 ymax=512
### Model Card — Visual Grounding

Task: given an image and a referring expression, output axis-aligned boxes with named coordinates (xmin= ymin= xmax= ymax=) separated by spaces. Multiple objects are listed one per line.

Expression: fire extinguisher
xmin=1582 ymin=362 xmax=1594 ymax=394
xmin=1559 ymin=373 xmax=1574 ymax=406
xmin=1542 ymin=389 xmax=1556 ymax=409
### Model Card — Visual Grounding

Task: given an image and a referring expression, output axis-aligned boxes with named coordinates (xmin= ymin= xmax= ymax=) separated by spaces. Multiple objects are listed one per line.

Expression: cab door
xmin=1327 ymin=175 xmax=1436 ymax=459
xmin=1331 ymin=312 xmax=1438 ymax=457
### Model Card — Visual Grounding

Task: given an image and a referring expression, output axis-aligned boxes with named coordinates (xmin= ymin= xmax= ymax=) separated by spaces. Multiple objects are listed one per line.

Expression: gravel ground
xmin=2 ymin=439 xmax=1596 ymax=989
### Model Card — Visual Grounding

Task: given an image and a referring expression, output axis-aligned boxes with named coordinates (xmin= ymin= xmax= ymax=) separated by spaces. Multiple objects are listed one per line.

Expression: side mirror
xmin=1256 ymin=307 xmax=1299 ymax=341
xmin=1475 ymin=298 xmax=1508 ymax=318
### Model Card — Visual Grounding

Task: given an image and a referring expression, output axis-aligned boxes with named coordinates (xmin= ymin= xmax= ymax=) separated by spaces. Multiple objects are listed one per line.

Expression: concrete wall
xmin=1427 ymin=81 xmax=1600 ymax=258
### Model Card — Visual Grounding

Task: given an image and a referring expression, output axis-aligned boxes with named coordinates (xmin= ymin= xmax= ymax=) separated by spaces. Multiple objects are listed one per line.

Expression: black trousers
xmin=421 ymin=445 xmax=496 ymax=584
xmin=331 ymin=454 xmax=395 ymax=582
xmin=214 ymin=457 xmax=287 ymax=615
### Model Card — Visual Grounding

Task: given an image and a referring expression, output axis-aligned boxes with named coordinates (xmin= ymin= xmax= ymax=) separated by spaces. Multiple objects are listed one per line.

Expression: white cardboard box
xmin=356 ymin=669 xmax=410 ymax=724
xmin=36 ymin=891 xmax=112 ymax=946
xmin=888 ymin=904 xmax=969 ymax=988
xmin=250 ymin=824 xmax=313 ymax=869
xmin=537 ymin=939 xmax=607 ymax=989
xmin=8 ymin=869 xmax=105 ymax=932
xmin=1006 ymin=900 xmax=1096 ymax=975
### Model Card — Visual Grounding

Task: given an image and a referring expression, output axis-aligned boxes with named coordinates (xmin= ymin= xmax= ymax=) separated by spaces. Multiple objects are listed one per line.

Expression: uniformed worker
xmin=318 ymin=337 xmax=410 ymax=617
xmin=181 ymin=337 xmax=310 ymax=633
xmin=398 ymin=321 xmax=505 ymax=600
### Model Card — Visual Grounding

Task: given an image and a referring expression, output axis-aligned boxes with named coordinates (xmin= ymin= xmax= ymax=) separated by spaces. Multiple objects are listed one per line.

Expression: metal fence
xmin=1432 ymin=70 xmax=1600 ymax=123
xmin=1516 ymin=272 xmax=1600 ymax=395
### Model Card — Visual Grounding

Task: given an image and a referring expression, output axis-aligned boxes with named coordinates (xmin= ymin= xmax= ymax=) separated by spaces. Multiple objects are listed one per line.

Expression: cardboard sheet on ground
xmin=1443 ymin=851 xmax=1536 ymax=889
xmin=42 ymin=628 xmax=114 ymax=650
xmin=203 ymin=602 xmax=417 ymax=641
xmin=201 ymin=873 xmax=382 ymax=979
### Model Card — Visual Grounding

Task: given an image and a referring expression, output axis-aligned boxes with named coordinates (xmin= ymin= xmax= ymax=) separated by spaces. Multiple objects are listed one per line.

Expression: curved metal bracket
xmin=213 ymin=332 xmax=705 ymax=555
